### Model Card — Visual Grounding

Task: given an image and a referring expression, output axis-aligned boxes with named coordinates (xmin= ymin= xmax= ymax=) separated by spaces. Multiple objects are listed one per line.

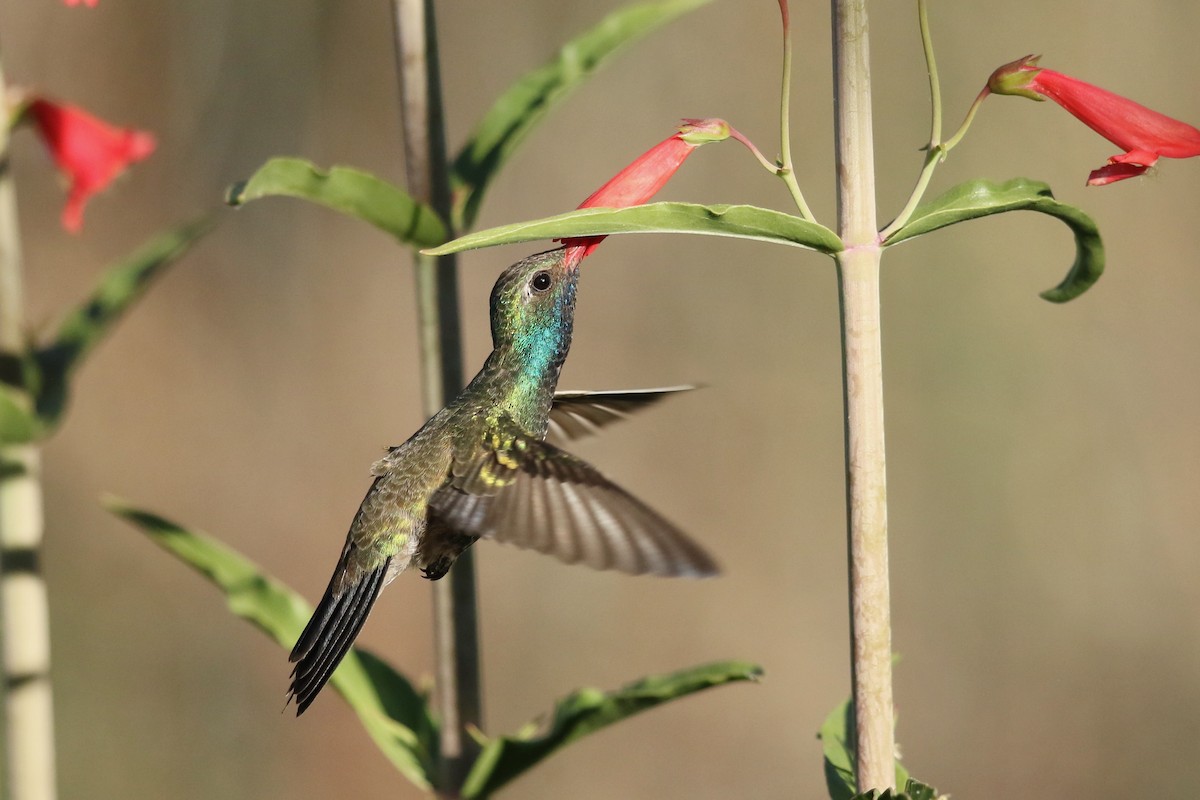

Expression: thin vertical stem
xmin=0 ymin=57 xmax=58 ymax=800
xmin=830 ymin=0 xmax=895 ymax=795
xmin=880 ymin=0 xmax=954 ymax=240
xmin=0 ymin=76 xmax=22 ymax=350
xmin=390 ymin=1 xmax=480 ymax=796
xmin=918 ymin=0 xmax=941 ymax=149
xmin=775 ymin=0 xmax=817 ymax=222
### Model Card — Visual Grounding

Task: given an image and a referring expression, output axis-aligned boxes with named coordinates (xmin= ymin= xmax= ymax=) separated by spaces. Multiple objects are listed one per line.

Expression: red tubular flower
xmin=25 ymin=99 xmax=156 ymax=232
xmin=63 ymin=0 xmax=99 ymax=6
xmin=988 ymin=55 xmax=1200 ymax=186
xmin=560 ymin=118 xmax=730 ymax=267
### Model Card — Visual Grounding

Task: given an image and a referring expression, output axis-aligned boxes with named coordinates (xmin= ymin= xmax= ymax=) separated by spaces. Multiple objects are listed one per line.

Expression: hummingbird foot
xmin=420 ymin=558 xmax=453 ymax=581
xmin=418 ymin=530 xmax=476 ymax=581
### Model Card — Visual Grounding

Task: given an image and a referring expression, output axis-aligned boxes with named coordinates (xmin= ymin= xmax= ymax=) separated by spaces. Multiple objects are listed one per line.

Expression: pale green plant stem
xmin=830 ymin=0 xmax=895 ymax=794
xmin=729 ymin=128 xmax=782 ymax=174
xmin=919 ymin=0 xmax=941 ymax=147
xmin=390 ymin=1 xmax=479 ymax=795
xmin=0 ymin=57 xmax=58 ymax=800
xmin=941 ymin=87 xmax=989 ymax=153
xmin=777 ymin=0 xmax=817 ymax=222
xmin=879 ymin=150 xmax=938 ymax=241
xmin=880 ymin=85 xmax=989 ymax=241
xmin=881 ymin=0 xmax=989 ymax=240
xmin=880 ymin=0 xmax=940 ymax=240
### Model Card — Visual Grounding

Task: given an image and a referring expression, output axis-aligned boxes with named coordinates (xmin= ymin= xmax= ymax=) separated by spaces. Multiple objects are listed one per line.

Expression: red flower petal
xmin=1029 ymin=70 xmax=1200 ymax=160
xmin=63 ymin=0 xmax=99 ymax=6
xmin=561 ymin=118 xmax=729 ymax=268
xmin=989 ymin=56 xmax=1200 ymax=186
xmin=1086 ymin=161 xmax=1151 ymax=186
xmin=574 ymin=137 xmax=692 ymax=212
xmin=27 ymin=98 xmax=156 ymax=232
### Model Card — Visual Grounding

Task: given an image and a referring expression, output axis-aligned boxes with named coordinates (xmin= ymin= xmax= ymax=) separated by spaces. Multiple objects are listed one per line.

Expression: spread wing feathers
xmin=547 ymin=386 xmax=696 ymax=442
xmin=436 ymin=422 xmax=718 ymax=578
xmin=288 ymin=545 xmax=392 ymax=715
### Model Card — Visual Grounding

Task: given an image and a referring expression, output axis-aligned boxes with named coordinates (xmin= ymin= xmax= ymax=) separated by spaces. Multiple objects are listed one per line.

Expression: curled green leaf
xmin=107 ymin=499 xmax=436 ymax=790
xmin=462 ymin=660 xmax=762 ymax=798
xmin=882 ymin=177 xmax=1104 ymax=303
xmin=424 ymin=202 xmax=843 ymax=257
xmin=227 ymin=158 xmax=447 ymax=248
xmin=451 ymin=0 xmax=714 ymax=231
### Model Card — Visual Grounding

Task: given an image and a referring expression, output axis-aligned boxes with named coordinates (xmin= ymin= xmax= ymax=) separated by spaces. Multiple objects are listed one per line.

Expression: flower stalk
xmin=918 ymin=0 xmax=941 ymax=152
xmin=881 ymin=0 xmax=980 ymax=240
xmin=830 ymin=0 xmax=895 ymax=794
xmin=777 ymin=0 xmax=816 ymax=222
xmin=879 ymin=0 xmax=944 ymax=239
xmin=390 ymin=0 xmax=478 ymax=795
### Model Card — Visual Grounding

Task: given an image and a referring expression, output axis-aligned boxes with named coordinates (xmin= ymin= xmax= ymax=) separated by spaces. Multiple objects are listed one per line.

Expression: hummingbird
xmin=288 ymin=247 xmax=718 ymax=714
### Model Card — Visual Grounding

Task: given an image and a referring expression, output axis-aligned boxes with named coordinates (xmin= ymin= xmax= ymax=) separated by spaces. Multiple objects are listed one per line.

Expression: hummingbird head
xmin=488 ymin=247 xmax=579 ymax=363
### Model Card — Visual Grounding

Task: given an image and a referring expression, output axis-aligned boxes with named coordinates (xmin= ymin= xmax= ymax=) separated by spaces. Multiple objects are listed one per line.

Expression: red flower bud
xmin=989 ymin=55 xmax=1200 ymax=186
xmin=986 ymin=55 xmax=1046 ymax=102
xmin=561 ymin=118 xmax=730 ymax=267
xmin=25 ymin=98 xmax=156 ymax=232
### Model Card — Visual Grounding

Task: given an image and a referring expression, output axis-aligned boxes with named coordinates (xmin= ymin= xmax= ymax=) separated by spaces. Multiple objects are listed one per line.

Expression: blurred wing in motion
xmin=434 ymin=415 xmax=718 ymax=578
xmin=547 ymin=385 xmax=696 ymax=442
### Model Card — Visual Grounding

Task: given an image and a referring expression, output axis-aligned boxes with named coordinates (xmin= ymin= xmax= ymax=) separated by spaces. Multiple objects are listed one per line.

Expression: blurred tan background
xmin=3 ymin=0 xmax=1199 ymax=797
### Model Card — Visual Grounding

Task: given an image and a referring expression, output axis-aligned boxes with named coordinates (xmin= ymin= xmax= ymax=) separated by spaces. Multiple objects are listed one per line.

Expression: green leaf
xmin=882 ymin=177 xmax=1105 ymax=303
xmin=107 ymin=499 xmax=436 ymax=791
xmin=821 ymin=700 xmax=858 ymax=800
xmin=227 ymin=158 xmax=447 ymax=248
xmin=819 ymin=699 xmax=910 ymax=800
xmin=31 ymin=217 xmax=216 ymax=433
xmin=902 ymin=778 xmax=940 ymax=800
xmin=425 ymin=202 xmax=843 ymax=256
xmin=450 ymin=0 xmax=714 ymax=231
xmin=848 ymin=780 xmax=943 ymax=800
xmin=0 ymin=382 xmax=43 ymax=445
xmin=461 ymin=660 xmax=762 ymax=798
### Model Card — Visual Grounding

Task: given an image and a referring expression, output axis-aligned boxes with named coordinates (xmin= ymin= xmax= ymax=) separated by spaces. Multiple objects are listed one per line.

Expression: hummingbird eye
xmin=530 ymin=271 xmax=553 ymax=293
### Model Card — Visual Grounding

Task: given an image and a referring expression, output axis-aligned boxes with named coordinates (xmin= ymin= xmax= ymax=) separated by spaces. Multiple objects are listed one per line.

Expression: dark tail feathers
xmin=287 ymin=557 xmax=390 ymax=715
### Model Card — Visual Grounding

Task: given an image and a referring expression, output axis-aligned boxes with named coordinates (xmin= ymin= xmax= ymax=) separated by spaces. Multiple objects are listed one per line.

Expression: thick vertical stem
xmin=390 ymin=1 xmax=480 ymax=795
xmin=0 ymin=58 xmax=58 ymax=800
xmin=0 ymin=448 xmax=53 ymax=800
xmin=830 ymin=0 xmax=894 ymax=794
